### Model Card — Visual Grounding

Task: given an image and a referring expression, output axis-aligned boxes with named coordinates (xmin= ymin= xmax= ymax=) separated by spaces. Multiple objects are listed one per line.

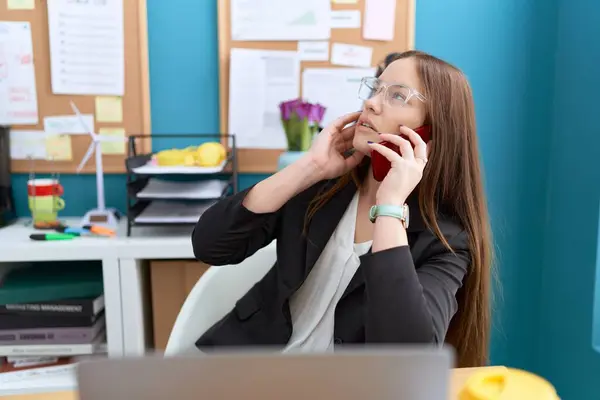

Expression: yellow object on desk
xmin=459 ymin=367 xmax=559 ymax=400
xmin=153 ymin=142 xmax=226 ymax=167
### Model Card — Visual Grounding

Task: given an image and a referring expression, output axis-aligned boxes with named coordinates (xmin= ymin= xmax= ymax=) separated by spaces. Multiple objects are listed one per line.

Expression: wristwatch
xmin=369 ymin=204 xmax=410 ymax=229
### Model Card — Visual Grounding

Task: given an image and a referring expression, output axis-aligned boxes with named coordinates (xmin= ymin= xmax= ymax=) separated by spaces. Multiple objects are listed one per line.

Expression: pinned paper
xmin=330 ymin=43 xmax=373 ymax=68
xmin=99 ymin=127 xmax=126 ymax=155
xmin=95 ymin=96 xmax=123 ymax=123
xmin=363 ymin=0 xmax=396 ymax=41
xmin=231 ymin=0 xmax=331 ymax=41
xmin=44 ymin=115 xmax=94 ymax=135
xmin=45 ymin=135 xmax=72 ymax=161
xmin=9 ymin=130 xmax=47 ymax=160
xmin=330 ymin=10 xmax=360 ymax=29
xmin=0 ymin=22 xmax=38 ymax=125
xmin=47 ymin=0 xmax=124 ymax=95
xmin=7 ymin=0 xmax=35 ymax=9
xmin=303 ymin=67 xmax=375 ymax=127
xmin=298 ymin=41 xmax=329 ymax=61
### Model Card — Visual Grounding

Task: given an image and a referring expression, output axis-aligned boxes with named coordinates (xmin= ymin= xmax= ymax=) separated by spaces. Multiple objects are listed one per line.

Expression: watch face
xmin=403 ymin=204 xmax=410 ymax=228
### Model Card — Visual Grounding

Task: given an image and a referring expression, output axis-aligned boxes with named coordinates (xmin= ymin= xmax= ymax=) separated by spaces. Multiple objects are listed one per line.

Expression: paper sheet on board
xmin=228 ymin=48 xmax=300 ymax=149
xmin=330 ymin=10 xmax=361 ymax=29
xmin=0 ymin=21 xmax=39 ymax=125
xmin=9 ymin=130 xmax=46 ymax=160
xmin=302 ymin=67 xmax=375 ymax=127
xmin=231 ymin=0 xmax=330 ymax=41
xmin=47 ymin=0 xmax=124 ymax=95
xmin=297 ymin=41 xmax=329 ymax=61
xmin=330 ymin=43 xmax=373 ymax=68
xmin=44 ymin=115 xmax=94 ymax=136
xmin=363 ymin=0 xmax=397 ymax=41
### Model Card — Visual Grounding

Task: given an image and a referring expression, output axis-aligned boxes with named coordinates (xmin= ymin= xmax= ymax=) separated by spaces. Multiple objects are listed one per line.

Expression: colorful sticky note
xmin=45 ymin=135 xmax=72 ymax=161
xmin=95 ymin=96 xmax=123 ymax=123
xmin=99 ymin=127 xmax=126 ymax=155
xmin=7 ymin=0 xmax=35 ymax=9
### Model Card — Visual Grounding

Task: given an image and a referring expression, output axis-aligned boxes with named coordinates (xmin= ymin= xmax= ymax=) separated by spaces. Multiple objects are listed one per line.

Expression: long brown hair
xmin=305 ymin=50 xmax=493 ymax=367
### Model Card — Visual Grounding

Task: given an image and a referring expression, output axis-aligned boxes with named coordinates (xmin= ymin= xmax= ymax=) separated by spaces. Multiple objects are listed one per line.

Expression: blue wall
xmin=415 ymin=0 xmax=558 ymax=371
xmin=594 ymin=200 xmax=600 ymax=353
xmin=8 ymin=0 xmax=600 ymax=397
xmin=536 ymin=0 xmax=600 ymax=398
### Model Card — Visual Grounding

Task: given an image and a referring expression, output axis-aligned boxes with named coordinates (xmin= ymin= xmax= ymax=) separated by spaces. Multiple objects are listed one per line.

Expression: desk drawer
xmin=149 ymin=260 xmax=209 ymax=350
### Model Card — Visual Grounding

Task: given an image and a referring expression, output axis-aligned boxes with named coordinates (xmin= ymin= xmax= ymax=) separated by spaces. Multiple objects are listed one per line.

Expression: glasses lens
xmin=387 ymin=85 xmax=412 ymax=106
xmin=358 ymin=77 xmax=379 ymax=100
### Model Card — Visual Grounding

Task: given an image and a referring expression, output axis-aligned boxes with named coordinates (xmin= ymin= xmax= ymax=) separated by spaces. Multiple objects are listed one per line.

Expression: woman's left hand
xmin=368 ymin=126 xmax=430 ymax=206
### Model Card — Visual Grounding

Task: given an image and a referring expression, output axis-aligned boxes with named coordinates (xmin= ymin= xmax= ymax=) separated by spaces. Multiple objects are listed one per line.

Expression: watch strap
xmin=369 ymin=204 xmax=406 ymax=223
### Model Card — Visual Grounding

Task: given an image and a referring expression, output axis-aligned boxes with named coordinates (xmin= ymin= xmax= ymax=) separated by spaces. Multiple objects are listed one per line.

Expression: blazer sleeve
xmin=360 ymin=224 xmax=470 ymax=344
xmin=191 ymin=186 xmax=280 ymax=266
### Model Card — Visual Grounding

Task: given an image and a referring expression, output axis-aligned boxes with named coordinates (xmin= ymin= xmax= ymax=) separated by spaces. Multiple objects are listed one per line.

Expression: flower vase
xmin=277 ymin=150 xmax=305 ymax=171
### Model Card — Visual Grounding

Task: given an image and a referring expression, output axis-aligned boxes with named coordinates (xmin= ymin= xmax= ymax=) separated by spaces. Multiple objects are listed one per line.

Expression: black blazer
xmin=191 ymin=179 xmax=470 ymax=349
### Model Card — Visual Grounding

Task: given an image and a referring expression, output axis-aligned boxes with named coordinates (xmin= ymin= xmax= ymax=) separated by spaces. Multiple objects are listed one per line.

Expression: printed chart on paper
xmin=231 ymin=0 xmax=330 ymax=41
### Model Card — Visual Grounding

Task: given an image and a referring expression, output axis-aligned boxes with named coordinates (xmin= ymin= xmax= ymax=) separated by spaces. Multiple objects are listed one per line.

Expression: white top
xmin=284 ymin=191 xmax=372 ymax=352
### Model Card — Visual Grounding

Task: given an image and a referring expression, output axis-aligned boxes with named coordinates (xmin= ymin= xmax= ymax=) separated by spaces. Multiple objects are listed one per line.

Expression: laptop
xmin=77 ymin=347 xmax=454 ymax=400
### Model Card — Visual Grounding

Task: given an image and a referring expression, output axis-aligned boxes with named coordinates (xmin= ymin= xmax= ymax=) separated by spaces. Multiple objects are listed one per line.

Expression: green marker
xmin=29 ymin=233 xmax=76 ymax=241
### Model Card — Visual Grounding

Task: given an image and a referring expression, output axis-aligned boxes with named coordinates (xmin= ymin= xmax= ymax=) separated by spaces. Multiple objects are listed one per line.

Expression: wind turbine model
xmin=70 ymin=101 xmax=125 ymax=229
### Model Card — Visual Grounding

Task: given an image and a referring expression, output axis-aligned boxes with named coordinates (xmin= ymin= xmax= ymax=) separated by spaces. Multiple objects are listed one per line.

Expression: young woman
xmin=192 ymin=50 xmax=492 ymax=367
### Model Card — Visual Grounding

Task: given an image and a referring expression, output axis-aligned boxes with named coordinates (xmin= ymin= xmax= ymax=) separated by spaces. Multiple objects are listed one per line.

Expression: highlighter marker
xmin=83 ymin=225 xmax=116 ymax=237
xmin=55 ymin=226 xmax=90 ymax=236
xmin=30 ymin=233 xmax=76 ymax=241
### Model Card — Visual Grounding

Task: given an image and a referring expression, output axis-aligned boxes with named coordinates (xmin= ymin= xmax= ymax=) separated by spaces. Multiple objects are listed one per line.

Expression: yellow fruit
xmin=155 ymin=149 xmax=186 ymax=166
xmin=196 ymin=142 xmax=226 ymax=167
xmin=183 ymin=153 xmax=196 ymax=166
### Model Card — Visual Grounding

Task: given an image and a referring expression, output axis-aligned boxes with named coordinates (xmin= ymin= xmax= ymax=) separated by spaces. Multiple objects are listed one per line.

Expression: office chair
xmin=164 ymin=242 xmax=277 ymax=356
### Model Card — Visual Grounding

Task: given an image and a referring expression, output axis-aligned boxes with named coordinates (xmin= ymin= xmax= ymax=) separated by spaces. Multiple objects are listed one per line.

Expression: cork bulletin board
xmin=1 ymin=0 xmax=151 ymax=174
xmin=217 ymin=0 xmax=416 ymax=173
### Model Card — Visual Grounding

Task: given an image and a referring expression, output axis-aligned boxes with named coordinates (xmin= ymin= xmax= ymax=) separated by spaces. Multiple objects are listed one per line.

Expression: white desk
xmin=0 ymin=219 xmax=195 ymax=357
xmin=113 ymin=223 xmax=195 ymax=355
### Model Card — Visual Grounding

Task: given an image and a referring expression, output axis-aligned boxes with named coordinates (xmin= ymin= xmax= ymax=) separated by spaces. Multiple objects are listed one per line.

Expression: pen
xmin=30 ymin=233 xmax=76 ymax=241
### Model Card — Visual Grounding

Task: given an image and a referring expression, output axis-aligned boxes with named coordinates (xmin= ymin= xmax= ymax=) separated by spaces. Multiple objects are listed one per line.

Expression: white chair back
xmin=165 ymin=242 xmax=277 ymax=356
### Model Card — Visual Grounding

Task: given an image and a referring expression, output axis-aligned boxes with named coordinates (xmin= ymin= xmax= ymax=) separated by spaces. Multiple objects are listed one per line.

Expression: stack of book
xmin=0 ymin=261 xmax=106 ymax=363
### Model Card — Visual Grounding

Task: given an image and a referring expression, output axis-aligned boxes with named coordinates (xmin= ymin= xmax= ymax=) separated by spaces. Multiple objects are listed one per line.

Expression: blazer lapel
xmin=340 ymin=191 xmax=427 ymax=300
xmin=303 ymin=180 xmax=357 ymax=279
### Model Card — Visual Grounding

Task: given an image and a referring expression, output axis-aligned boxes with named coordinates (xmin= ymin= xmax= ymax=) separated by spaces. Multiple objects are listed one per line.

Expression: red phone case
xmin=371 ymin=125 xmax=431 ymax=182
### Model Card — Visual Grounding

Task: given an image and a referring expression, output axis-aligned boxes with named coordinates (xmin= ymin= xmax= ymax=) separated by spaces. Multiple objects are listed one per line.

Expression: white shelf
xmin=137 ymin=179 xmax=228 ymax=200
xmin=134 ymin=200 xmax=216 ymax=224
xmin=131 ymin=159 xmax=227 ymax=175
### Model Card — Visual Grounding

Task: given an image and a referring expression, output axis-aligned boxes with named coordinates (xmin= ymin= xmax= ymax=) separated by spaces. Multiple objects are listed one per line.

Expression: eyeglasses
xmin=358 ymin=77 xmax=426 ymax=107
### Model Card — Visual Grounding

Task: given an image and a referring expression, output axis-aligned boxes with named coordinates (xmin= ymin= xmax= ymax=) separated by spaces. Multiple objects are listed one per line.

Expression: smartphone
xmin=371 ymin=125 xmax=431 ymax=182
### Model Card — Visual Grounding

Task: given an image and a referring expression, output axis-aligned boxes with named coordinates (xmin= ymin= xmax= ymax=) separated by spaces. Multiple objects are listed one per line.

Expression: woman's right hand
xmin=304 ymin=112 xmax=365 ymax=180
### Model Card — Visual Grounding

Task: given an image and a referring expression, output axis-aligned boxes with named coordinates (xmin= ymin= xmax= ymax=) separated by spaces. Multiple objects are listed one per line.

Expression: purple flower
xmin=307 ymin=103 xmax=326 ymax=125
xmin=280 ymin=98 xmax=327 ymax=129
xmin=279 ymin=103 xmax=289 ymax=120
xmin=314 ymin=103 xmax=326 ymax=123
xmin=279 ymin=99 xmax=299 ymax=121
xmin=295 ymin=101 xmax=311 ymax=120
